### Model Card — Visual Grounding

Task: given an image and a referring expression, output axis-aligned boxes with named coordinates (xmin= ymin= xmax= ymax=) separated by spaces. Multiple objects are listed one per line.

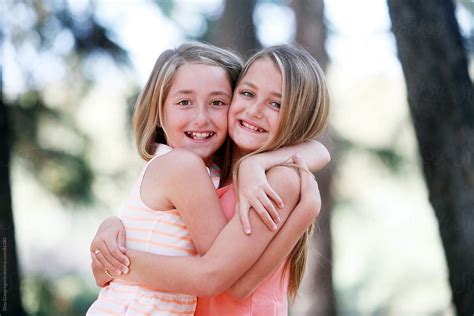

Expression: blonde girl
xmin=90 ymin=44 xmax=329 ymax=315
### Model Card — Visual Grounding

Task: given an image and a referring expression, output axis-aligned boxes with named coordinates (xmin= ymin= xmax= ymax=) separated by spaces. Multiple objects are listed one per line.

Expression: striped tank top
xmin=87 ymin=144 xmax=220 ymax=315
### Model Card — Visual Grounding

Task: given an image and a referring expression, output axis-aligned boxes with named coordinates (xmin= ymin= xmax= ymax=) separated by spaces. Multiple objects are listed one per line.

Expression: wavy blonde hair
xmin=232 ymin=44 xmax=330 ymax=301
xmin=133 ymin=42 xmax=242 ymax=172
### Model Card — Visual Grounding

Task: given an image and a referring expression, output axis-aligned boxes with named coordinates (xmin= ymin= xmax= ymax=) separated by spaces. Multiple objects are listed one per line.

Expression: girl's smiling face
xmin=162 ymin=62 xmax=232 ymax=164
xmin=228 ymin=57 xmax=282 ymax=157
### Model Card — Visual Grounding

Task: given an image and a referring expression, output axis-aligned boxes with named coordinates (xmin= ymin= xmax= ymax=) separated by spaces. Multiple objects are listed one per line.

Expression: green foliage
xmin=4 ymin=0 xmax=129 ymax=205
xmin=22 ymin=274 xmax=98 ymax=316
xmin=7 ymin=91 xmax=94 ymax=204
xmin=337 ymin=137 xmax=406 ymax=174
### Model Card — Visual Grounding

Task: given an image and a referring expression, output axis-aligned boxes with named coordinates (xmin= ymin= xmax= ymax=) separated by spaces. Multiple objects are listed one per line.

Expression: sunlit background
xmin=3 ymin=0 xmax=474 ymax=315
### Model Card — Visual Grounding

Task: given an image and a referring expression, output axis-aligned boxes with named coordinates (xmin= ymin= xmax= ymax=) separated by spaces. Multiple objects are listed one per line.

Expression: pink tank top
xmin=195 ymin=184 xmax=289 ymax=316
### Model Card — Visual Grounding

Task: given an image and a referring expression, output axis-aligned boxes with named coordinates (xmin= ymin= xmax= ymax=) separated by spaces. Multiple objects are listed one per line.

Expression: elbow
xmin=321 ymin=146 xmax=331 ymax=166
xmin=303 ymin=196 xmax=321 ymax=222
xmin=199 ymin=279 xmax=228 ymax=297
xmin=196 ymin=266 xmax=232 ymax=297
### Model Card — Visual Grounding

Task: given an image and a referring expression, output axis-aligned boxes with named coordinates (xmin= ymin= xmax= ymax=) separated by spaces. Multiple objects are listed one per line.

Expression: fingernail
xmin=245 ymin=227 xmax=251 ymax=235
xmin=276 ymin=216 xmax=281 ymax=223
xmin=122 ymin=267 xmax=129 ymax=274
xmin=125 ymin=258 xmax=130 ymax=266
xmin=116 ymin=270 xmax=122 ymax=275
xmin=272 ymin=224 xmax=278 ymax=230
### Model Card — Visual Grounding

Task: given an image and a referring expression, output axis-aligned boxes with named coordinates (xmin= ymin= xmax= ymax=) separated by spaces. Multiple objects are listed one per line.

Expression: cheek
xmin=163 ymin=111 xmax=188 ymax=134
xmin=216 ymin=110 xmax=229 ymax=132
xmin=228 ymin=102 xmax=240 ymax=122
xmin=266 ymin=112 xmax=281 ymax=136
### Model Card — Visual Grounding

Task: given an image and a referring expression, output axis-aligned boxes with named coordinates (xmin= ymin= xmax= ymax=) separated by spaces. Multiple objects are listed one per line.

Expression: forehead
xmin=241 ymin=57 xmax=282 ymax=91
xmin=170 ymin=62 xmax=232 ymax=91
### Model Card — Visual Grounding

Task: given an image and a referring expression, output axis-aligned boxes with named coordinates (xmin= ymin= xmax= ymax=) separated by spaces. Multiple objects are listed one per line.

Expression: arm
xmin=155 ymin=149 xmax=228 ymax=254
xmin=236 ymin=140 xmax=329 ymax=233
xmin=244 ymin=140 xmax=330 ymax=174
xmin=92 ymin=254 xmax=113 ymax=287
xmin=227 ymin=156 xmax=321 ymax=300
xmin=91 ymin=149 xmax=228 ymax=282
xmin=116 ymin=166 xmax=301 ymax=297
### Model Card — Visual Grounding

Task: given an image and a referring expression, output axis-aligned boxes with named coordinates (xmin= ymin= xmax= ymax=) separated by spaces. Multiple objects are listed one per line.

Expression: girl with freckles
xmin=88 ymin=43 xmax=330 ymax=315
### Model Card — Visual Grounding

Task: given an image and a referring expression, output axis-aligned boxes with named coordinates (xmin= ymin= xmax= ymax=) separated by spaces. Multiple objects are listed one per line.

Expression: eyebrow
xmin=209 ymin=91 xmax=232 ymax=98
xmin=171 ymin=90 xmax=231 ymax=98
xmin=240 ymin=81 xmax=282 ymax=98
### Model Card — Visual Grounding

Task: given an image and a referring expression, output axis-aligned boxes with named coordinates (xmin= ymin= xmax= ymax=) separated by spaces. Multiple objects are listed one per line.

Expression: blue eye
xmin=270 ymin=101 xmax=281 ymax=110
xmin=241 ymin=91 xmax=254 ymax=98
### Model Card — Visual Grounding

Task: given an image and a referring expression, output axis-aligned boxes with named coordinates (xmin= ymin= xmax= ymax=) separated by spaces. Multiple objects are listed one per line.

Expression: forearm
xmin=118 ymin=167 xmax=300 ymax=297
xmin=226 ymin=199 xmax=317 ymax=300
xmin=248 ymin=140 xmax=330 ymax=173
xmin=118 ymin=249 xmax=216 ymax=296
xmin=119 ymin=210 xmax=286 ymax=297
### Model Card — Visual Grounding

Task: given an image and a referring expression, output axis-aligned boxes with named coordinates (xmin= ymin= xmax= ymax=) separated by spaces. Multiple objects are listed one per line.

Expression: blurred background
xmin=2 ymin=0 xmax=474 ymax=315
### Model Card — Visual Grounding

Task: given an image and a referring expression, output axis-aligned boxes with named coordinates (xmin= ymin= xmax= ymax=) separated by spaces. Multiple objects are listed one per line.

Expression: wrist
xmin=242 ymin=154 xmax=268 ymax=171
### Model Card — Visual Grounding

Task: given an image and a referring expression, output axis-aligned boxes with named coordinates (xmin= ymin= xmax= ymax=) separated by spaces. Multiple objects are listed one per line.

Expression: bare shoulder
xmin=146 ymin=148 xmax=206 ymax=178
xmin=161 ymin=148 xmax=205 ymax=168
xmin=141 ymin=148 xmax=209 ymax=209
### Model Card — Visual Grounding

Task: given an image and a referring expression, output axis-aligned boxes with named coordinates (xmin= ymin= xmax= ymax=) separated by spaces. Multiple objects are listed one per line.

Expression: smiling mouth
xmin=239 ymin=120 xmax=266 ymax=133
xmin=185 ymin=131 xmax=215 ymax=140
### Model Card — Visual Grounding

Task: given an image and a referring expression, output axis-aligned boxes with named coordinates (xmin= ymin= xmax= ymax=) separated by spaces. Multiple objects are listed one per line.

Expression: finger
xmin=117 ymin=229 xmax=128 ymax=258
xmin=238 ymin=200 xmax=252 ymax=235
xmin=264 ymin=185 xmax=284 ymax=209
xmin=258 ymin=191 xmax=280 ymax=223
xmin=106 ymin=234 xmax=130 ymax=267
xmin=252 ymin=202 xmax=278 ymax=231
xmin=294 ymin=155 xmax=321 ymax=215
xmin=293 ymin=155 xmax=313 ymax=188
xmin=92 ymin=249 xmax=115 ymax=274
xmin=101 ymin=241 xmax=129 ymax=275
xmin=293 ymin=154 xmax=311 ymax=173
xmin=91 ymin=252 xmax=105 ymax=270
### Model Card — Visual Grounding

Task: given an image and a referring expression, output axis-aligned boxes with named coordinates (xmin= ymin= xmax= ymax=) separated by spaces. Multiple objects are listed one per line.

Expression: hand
xmin=293 ymin=155 xmax=321 ymax=219
xmin=237 ymin=158 xmax=285 ymax=235
xmin=91 ymin=254 xmax=113 ymax=287
xmin=90 ymin=216 xmax=130 ymax=276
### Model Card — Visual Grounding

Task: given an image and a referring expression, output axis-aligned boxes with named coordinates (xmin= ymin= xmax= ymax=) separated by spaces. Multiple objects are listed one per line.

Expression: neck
xmin=219 ymin=147 xmax=247 ymax=186
xmin=231 ymin=147 xmax=249 ymax=165
xmin=203 ymin=157 xmax=213 ymax=167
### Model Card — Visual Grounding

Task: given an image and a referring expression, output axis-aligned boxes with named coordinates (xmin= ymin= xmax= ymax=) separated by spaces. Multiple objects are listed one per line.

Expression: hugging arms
xmin=91 ymin=140 xmax=329 ymax=299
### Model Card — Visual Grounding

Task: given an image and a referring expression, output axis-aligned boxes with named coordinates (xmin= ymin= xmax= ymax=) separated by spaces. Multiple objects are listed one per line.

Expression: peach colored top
xmin=87 ymin=144 xmax=220 ymax=316
xmin=195 ymin=184 xmax=290 ymax=316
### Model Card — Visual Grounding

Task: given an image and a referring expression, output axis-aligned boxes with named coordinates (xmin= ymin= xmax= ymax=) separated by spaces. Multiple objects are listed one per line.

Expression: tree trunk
xmin=210 ymin=0 xmax=260 ymax=58
xmin=291 ymin=0 xmax=336 ymax=315
xmin=292 ymin=0 xmax=329 ymax=72
xmin=0 ymin=88 xmax=25 ymax=314
xmin=387 ymin=0 xmax=474 ymax=314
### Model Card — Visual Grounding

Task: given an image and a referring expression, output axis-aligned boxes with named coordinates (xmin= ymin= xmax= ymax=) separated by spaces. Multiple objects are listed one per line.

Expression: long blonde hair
xmin=232 ymin=45 xmax=330 ymax=301
xmin=132 ymin=42 xmax=242 ymax=171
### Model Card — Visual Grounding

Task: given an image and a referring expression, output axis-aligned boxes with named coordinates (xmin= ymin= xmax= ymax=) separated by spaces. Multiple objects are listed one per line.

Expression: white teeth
xmin=185 ymin=131 xmax=214 ymax=140
xmin=241 ymin=121 xmax=264 ymax=132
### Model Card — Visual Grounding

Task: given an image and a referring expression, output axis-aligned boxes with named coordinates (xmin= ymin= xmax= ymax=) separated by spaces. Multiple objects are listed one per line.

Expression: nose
xmin=193 ymin=104 xmax=210 ymax=126
xmin=246 ymin=100 xmax=263 ymax=119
